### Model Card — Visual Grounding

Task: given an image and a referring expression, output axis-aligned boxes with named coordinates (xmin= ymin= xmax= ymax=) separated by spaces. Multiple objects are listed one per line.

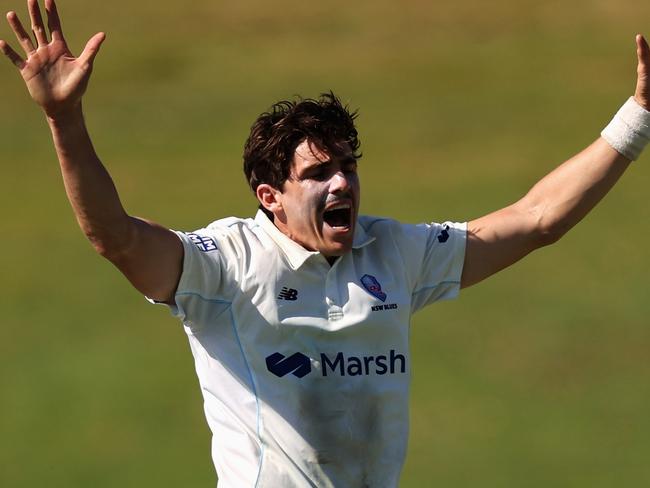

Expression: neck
xmin=325 ymin=255 xmax=339 ymax=266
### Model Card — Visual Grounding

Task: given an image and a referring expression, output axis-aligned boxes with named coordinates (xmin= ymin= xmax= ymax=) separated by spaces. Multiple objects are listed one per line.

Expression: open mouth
xmin=323 ymin=203 xmax=352 ymax=230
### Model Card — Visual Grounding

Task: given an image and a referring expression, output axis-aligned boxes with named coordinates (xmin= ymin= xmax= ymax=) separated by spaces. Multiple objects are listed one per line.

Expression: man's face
xmin=271 ymin=139 xmax=360 ymax=258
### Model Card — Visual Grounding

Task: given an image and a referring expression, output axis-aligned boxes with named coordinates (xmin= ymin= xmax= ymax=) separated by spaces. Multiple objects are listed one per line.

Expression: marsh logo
xmin=266 ymin=352 xmax=311 ymax=378
xmin=265 ymin=350 xmax=406 ymax=378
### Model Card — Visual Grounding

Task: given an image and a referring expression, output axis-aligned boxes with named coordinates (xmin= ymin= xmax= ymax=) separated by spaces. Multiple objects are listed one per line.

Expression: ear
xmin=256 ymin=183 xmax=283 ymax=214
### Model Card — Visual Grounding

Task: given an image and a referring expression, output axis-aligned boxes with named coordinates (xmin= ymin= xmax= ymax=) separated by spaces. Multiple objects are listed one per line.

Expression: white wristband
xmin=601 ymin=97 xmax=650 ymax=161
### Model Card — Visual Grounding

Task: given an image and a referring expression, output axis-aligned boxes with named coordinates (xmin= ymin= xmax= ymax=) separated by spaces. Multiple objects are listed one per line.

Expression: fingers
xmin=6 ymin=11 xmax=35 ymax=55
xmin=0 ymin=39 xmax=26 ymax=69
xmin=78 ymin=32 xmax=106 ymax=67
xmin=636 ymin=34 xmax=649 ymax=83
xmin=636 ymin=34 xmax=649 ymax=69
xmin=44 ymin=0 xmax=63 ymax=42
xmin=635 ymin=34 xmax=650 ymax=111
xmin=28 ymin=0 xmax=48 ymax=46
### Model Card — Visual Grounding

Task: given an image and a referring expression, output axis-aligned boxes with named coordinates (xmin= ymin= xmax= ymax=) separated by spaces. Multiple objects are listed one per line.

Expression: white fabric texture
xmin=161 ymin=210 xmax=466 ymax=487
xmin=601 ymin=96 xmax=650 ymax=161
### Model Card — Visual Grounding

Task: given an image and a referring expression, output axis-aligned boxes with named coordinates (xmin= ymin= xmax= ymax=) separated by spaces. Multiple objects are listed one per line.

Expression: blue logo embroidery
xmin=437 ymin=225 xmax=450 ymax=243
xmin=361 ymin=274 xmax=387 ymax=302
xmin=266 ymin=352 xmax=312 ymax=378
xmin=187 ymin=232 xmax=217 ymax=252
xmin=277 ymin=287 xmax=299 ymax=301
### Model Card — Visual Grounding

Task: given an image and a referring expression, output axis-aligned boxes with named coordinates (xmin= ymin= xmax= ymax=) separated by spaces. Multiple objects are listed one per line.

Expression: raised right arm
xmin=0 ymin=0 xmax=182 ymax=303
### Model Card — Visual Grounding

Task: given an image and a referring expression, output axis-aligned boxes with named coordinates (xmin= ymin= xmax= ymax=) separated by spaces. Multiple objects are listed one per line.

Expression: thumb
xmin=78 ymin=32 xmax=106 ymax=67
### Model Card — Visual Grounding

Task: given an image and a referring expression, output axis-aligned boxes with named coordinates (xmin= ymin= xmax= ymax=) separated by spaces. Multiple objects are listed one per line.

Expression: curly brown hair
xmin=243 ymin=92 xmax=361 ymax=194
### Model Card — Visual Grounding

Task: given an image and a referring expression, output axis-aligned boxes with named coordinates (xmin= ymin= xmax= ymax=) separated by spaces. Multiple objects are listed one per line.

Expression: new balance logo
xmin=437 ymin=225 xmax=450 ymax=243
xmin=266 ymin=352 xmax=312 ymax=378
xmin=277 ymin=287 xmax=298 ymax=301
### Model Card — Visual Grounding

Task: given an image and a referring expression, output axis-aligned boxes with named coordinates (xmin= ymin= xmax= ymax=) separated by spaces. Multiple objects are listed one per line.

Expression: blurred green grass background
xmin=1 ymin=0 xmax=649 ymax=486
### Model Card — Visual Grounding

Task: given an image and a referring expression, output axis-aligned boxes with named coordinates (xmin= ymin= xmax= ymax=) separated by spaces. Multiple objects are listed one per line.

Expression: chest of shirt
xmin=231 ymin=250 xmax=412 ymax=365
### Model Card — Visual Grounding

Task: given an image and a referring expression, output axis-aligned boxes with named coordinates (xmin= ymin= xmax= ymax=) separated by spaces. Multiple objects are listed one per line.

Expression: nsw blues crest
xmin=361 ymin=274 xmax=387 ymax=302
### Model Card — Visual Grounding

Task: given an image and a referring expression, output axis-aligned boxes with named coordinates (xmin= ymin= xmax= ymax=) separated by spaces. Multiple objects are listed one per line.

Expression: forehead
xmin=293 ymin=140 xmax=331 ymax=168
xmin=291 ymin=139 xmax=352 ymax=173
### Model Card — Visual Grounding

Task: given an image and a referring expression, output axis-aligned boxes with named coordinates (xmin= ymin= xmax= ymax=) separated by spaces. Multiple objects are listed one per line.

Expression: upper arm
xmin=103 ymin=216 xmax=184 ymax=304
xmin=404 ymin=220 xmax=467 ymax=311
xmin=461 ymin=202 xmax=545 ymax=289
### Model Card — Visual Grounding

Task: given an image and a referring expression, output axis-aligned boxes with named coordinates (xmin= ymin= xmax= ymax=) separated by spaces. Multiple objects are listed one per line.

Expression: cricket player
xmin=2 ymin=0 xmax=649 ymax=486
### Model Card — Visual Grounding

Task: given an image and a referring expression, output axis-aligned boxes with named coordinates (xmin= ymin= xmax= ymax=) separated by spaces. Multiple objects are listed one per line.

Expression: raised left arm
xmin=461 ymin=35 xmax=650 ymax=289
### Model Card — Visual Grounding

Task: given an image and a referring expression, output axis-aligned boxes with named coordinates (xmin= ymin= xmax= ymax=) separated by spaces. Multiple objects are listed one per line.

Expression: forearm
xmin=48 ymin=105 xmax=183 ymax=301
xmin=460 ymin=36 xmax=650 ymax=289
xmin=48 ymin=104 xmax=133 ymax=256
xmin=514 ymin=137 xmax=631 ymax=245
xmin=463 ymin=106 xmax=643 ymax=289
xmin=1 ymin=2 xmax=183 ymax=302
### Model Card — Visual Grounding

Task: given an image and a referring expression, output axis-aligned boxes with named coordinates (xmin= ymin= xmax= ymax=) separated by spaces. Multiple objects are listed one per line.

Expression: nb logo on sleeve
xmin=437 ymin=225 xmax=450 ymax=243
xmin=277 ymin=287 xmax=299 ymax=301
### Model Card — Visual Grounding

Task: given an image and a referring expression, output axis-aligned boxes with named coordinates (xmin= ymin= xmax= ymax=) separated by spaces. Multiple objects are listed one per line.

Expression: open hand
xmin=0 ymin=0 xmax=105 ymax=117
xmin=634 ymin=34 xmax=650 ymax=111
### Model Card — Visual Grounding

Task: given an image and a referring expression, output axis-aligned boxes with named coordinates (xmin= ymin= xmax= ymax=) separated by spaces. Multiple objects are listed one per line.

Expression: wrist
xmin=633 ymin=94 xmax=650 ymax=112
xmin=45 ymin=102 xmax=84 ymax=126
xmin=601 ymin=97 xmax=650 ymax=161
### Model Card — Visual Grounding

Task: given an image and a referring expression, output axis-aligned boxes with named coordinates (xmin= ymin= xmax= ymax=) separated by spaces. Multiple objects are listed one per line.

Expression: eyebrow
xmin=299 ymin=155 xmax=357 ymax=174
xmin=297 ymin=160 xmax=332 ymax=177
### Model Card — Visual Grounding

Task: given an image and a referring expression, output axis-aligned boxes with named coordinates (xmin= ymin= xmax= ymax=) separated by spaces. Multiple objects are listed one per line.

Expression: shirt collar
xmin=254 ymin=209 xmax=375 ymax=269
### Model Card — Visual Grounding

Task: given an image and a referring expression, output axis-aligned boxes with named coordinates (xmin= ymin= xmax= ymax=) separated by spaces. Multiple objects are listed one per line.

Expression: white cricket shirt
xmin=163 ymin=210 xmax=466 ymax=487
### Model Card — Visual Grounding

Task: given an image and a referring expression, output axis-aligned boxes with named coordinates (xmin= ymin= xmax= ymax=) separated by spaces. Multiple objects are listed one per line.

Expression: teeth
xmin=326 ymin=202 xmax=351 ymax=211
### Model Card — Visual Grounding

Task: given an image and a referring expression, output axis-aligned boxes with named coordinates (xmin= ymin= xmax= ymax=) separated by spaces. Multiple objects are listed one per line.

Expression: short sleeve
xmin=149 ymin=227 xmax=240 ymax=329
xmin=410 ymin=221 xmax=467 ymax=312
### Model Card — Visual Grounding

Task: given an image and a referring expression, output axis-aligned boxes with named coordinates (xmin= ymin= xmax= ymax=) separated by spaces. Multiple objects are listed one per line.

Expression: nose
xmin=329 ymin=170 xmax=350 ymax=194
